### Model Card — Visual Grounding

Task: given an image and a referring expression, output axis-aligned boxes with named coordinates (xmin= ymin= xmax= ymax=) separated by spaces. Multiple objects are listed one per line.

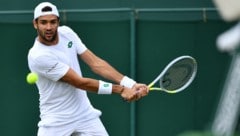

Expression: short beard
xmin=37 ymin=29 xmax=57 ymax=43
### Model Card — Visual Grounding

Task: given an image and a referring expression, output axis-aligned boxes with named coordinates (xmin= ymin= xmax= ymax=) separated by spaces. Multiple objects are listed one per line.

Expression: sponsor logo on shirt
xmin=46 ymin=62 xmax=59 ymax=73
xmin=67 ymin=41 xmax=73 ymax=48
xmin=104 ymin=84 xmax=109 ymax=87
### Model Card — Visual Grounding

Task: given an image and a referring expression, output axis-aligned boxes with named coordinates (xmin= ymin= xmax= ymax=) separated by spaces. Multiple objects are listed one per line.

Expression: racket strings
xmin=160 ymin=59 xmax=195 ymax=90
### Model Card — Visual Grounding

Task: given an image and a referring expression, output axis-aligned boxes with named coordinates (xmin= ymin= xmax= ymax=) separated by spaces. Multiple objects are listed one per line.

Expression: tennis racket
xmin=148 ymin=55 xmax=197 ymax=94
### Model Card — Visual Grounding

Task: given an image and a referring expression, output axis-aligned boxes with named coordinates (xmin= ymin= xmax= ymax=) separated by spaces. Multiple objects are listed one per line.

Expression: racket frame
xmin=148 ymin=55 xmax=197 ymax=93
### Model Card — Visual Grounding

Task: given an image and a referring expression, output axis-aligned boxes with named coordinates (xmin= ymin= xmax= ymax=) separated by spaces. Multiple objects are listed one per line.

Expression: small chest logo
xmin=67 ymin=41 xmax=73 ymax=48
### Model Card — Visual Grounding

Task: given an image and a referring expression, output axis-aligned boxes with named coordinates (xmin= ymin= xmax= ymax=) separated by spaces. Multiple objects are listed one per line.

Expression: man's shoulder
xmin=28 ymin=41 xmax=52 ymax=59
xmin=58 ymin=25 xmax=74 ymax=34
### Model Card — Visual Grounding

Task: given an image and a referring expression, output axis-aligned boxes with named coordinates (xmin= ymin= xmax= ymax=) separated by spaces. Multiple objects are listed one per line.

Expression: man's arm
xmin=79 ymin=49 xmax=124 ymax=84
xmin=79 ymin=49 xmax=149 ymax=97
xmin=60 ymin=68 xmax=140 ymax=101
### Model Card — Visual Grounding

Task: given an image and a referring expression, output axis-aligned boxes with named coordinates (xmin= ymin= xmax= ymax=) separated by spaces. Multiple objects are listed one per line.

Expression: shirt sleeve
xmin=59 ymin=25 xmax=87 ymax=55
xmin=31 ymin=53 xmax=70 ymax=81
xmin=73 ymin=32 xmax=87 ymax=55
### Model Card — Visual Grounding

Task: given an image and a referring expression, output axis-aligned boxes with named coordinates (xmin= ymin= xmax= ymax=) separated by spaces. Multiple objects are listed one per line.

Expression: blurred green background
xmin=0 ymin=0 xmax=236 ymax=136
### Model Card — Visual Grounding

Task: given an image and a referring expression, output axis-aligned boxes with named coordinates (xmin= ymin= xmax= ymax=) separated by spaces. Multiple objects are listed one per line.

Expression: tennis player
xmin=28 ymin=2 xmax=148 ymax=136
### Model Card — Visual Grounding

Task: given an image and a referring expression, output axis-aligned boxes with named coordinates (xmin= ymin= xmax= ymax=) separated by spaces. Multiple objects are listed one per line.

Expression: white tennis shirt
xmin=28 ymin=26 xmax=101 ymax=127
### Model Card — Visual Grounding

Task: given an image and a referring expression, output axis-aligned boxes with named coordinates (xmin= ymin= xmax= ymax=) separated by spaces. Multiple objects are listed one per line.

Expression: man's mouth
xmin=45 ymin=31 xmax=53 ymax=38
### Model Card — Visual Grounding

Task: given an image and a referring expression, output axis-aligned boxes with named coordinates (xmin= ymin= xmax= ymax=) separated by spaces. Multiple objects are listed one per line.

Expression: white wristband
xmin=120 ymin=76 xmax=136 ymax=88
xmin=98 ymin=80 xmax=112 ymax=94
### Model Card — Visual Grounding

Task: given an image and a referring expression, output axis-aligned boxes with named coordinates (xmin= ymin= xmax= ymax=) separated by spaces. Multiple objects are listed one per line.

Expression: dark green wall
xmin=0 ymin=0 xmax=234 ymax=136
xmin=0 ymin=0 xmax=214 ymax=10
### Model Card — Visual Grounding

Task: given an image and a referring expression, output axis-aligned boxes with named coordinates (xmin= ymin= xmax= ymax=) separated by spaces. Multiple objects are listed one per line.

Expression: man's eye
xmin=40 ymin=21 xmax=47 ymax=25
xmin=51 ymin=21 xmax=57 ymax=24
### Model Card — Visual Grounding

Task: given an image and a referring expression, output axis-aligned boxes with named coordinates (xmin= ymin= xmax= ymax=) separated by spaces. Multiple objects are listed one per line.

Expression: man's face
xmin=33 ymin=15 xmax=59 ymax=45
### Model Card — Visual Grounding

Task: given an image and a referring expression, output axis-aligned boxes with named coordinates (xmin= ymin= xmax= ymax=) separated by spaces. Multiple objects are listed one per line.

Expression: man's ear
xmin=33 ymin=20 xmax=37 ymax=29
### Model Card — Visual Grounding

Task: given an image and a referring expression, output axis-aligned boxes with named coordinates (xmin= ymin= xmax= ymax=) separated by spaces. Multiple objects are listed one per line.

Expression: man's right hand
xmin=120 ymin=87 xmax=139 ymax=102
xmin=120 ymin=84 xmax=149 ymax=102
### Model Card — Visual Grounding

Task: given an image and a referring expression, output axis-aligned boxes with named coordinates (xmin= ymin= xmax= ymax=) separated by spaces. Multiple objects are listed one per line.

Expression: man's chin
xmin=45 ymin=37 xmax=55 ymax=42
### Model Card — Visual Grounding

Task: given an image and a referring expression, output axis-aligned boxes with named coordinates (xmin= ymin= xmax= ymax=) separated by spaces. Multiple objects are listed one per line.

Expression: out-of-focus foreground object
xmin=213 ymin=0 xmax=240 ymax=22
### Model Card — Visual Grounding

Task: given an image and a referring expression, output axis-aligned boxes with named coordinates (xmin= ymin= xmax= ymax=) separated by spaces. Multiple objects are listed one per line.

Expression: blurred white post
xmin=212 ymin=51 xmax=240 ymax=136
xmin=211 ymin=0 xmax=240 ymax=134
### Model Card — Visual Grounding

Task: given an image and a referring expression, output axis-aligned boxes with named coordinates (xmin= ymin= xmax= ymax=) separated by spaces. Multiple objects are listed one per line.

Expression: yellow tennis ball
xmin=26 ymin=72 xmax=38 ymax=84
